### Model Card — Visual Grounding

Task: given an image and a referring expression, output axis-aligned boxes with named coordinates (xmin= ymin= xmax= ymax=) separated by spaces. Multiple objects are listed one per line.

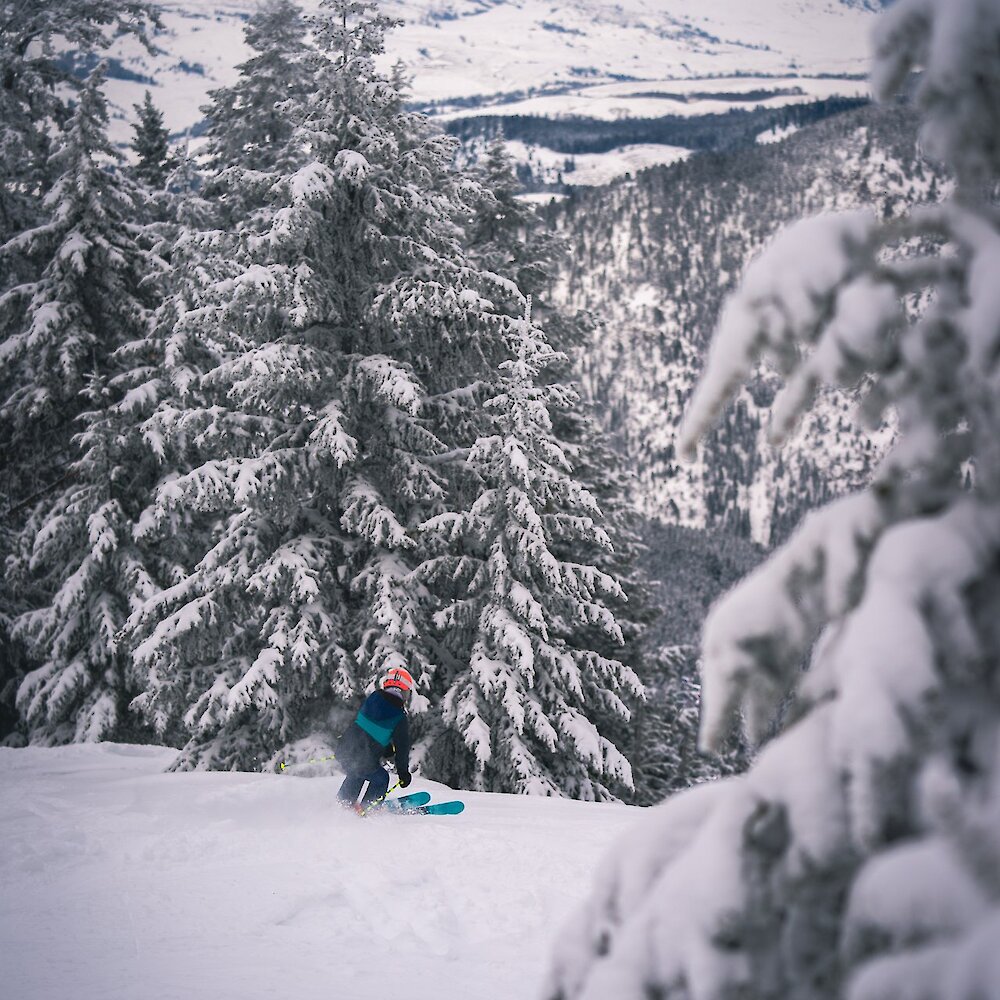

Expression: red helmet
xmin=382 ymin=667 xmax=415 ymax=701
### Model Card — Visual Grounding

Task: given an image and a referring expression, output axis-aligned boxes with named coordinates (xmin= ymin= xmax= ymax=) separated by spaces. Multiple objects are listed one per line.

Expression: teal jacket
xmin=338 ymin=689 xmax=410 ymax=776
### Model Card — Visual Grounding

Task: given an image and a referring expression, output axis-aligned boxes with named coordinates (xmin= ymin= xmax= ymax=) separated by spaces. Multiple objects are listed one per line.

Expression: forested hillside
xmin=545 ymin=101 xmax=940 ymax=545
xmin=445 ymin=95 xmax=868 ymax=169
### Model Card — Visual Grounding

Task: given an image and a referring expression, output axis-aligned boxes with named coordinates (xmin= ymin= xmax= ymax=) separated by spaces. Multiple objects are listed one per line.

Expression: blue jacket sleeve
xmin=392 ymin=714 xmax=411 ymax=776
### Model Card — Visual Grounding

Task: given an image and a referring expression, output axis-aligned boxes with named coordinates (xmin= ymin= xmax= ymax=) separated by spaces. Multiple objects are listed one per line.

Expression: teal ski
xmin=405 ymin=800 xmax=465 ymax=816
xmin=380 ymin=791 xmax=431 ymax=812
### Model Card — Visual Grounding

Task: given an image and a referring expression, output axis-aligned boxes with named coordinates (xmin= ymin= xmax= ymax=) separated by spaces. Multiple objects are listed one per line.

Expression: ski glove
xmin=399 ymin=772 xmax=412 ymax=788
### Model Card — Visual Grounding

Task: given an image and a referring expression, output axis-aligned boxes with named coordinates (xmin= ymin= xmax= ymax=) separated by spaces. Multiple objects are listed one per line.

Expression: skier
xmin=336 ymin=667 xmax=414 ymax=812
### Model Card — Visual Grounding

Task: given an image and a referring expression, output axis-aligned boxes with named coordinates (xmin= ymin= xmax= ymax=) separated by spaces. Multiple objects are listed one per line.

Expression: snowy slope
xmin=101 ymin=0 xmax=879 ymax=141
xmin=0 ymin=744 xmax=638 ymax=1000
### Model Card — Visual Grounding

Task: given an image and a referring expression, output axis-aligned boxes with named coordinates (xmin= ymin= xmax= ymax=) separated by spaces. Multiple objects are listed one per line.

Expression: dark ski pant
xmin=338 ymin=766 xmax=389 ymax=807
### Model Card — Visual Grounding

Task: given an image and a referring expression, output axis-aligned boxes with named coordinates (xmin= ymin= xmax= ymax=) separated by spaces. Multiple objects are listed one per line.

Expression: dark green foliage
xmin=640 ymin=521 xmax=763 ymax=648
xmin=131 ymin=90 xmax=172 ymax=189
xmin=628 ymin=520 xmax=761 ymax=804
xmin=0 ymin=615 xmax=29 ymax=744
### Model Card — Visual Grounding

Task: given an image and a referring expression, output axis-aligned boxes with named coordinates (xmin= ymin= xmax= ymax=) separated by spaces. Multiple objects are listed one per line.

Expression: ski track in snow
xmin=0 ymin=744 xmax=638 ymax=1000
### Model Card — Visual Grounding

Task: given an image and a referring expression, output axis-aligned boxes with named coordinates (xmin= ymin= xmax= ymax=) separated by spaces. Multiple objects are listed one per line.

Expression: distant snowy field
xmin=504 ymin=139 xmax=691 ymax=187
xmin=106 ymin=0 xmax=878 ymax=121
xmin=1 ymin=744 xmax=638 ymax=1000
xmin=99 ymin=0 xmax=878 ymax=183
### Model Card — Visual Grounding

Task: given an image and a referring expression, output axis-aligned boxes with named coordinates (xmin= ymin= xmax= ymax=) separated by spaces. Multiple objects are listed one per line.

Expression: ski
xmin=380 ymin=791 xmax=431 ymax=812
xmin=356 ymin=793 xmax=464 ymax=817
xmin=402 ymin=800 xmax=465 ymax=816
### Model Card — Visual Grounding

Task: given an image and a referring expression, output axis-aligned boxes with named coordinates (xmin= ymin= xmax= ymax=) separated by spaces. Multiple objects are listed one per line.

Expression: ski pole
xmin=277 ymin=753 xmax=338 ymax=772
xmin=361 ymin=780 xmax=402 ymax=815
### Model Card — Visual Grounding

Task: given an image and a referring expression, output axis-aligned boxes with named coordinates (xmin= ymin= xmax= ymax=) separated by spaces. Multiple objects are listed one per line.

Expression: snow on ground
xmin=379 ymin=0 xmax=877 ymax=103
xmin=516 ymin=192 xmax=570 ymax=206
xmin=505 ymin=140 xmax=691 ymax=187
xmin=756 ymin=123 xmax=801 ymax=144
xmin=0 ymin=743 xmax=639 ymax=1000
xmin=95 ymin=1 xmax=875 ymax=189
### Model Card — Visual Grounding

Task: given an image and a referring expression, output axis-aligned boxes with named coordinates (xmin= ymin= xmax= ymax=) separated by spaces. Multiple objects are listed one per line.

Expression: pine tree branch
xmin=0 ymin=468 xmax=77 ymax=524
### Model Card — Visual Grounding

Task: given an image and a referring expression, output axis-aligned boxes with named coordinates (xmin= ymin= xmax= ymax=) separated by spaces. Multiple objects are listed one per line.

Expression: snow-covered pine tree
xmin=130 ymin=90 xmax=172 ymax=192
xmin=545 ymin=0 xmax=1000 ymax=996
xmin=465 ymin=136 xmax=657 ymax=800
xmin=199 ymin=0 xmax=312 ymax=223
xmin=118 ymin=153 xmax=240 ymax=747
xmin=0 ymin=1 xmax=157 ymax=247
xmin=162 ymin=141 xmax=216 ymax=232
xmin=420 ymin=300 xmax=642 ymax=798
xmin=3 ymin=64 xmax=165 ymax=744
xmin=122 ymin=0 xmax=519 ymax=770
xmin=0 ymin=0 xmax=158 ymax=741
xmin=468 ymin=134 xmax=566 ymax=309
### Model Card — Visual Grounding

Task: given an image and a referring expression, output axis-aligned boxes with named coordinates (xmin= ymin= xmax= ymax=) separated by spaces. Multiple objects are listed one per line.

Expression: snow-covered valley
xmin=1 ymin=743 xmax=638 ymax=1000
xmin=96 ymin=0 xmax=880 ymax=184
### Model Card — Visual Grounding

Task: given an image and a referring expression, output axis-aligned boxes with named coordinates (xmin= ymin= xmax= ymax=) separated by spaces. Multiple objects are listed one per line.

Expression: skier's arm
xmin=393 ymin=715 xmax=411 ymax=780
